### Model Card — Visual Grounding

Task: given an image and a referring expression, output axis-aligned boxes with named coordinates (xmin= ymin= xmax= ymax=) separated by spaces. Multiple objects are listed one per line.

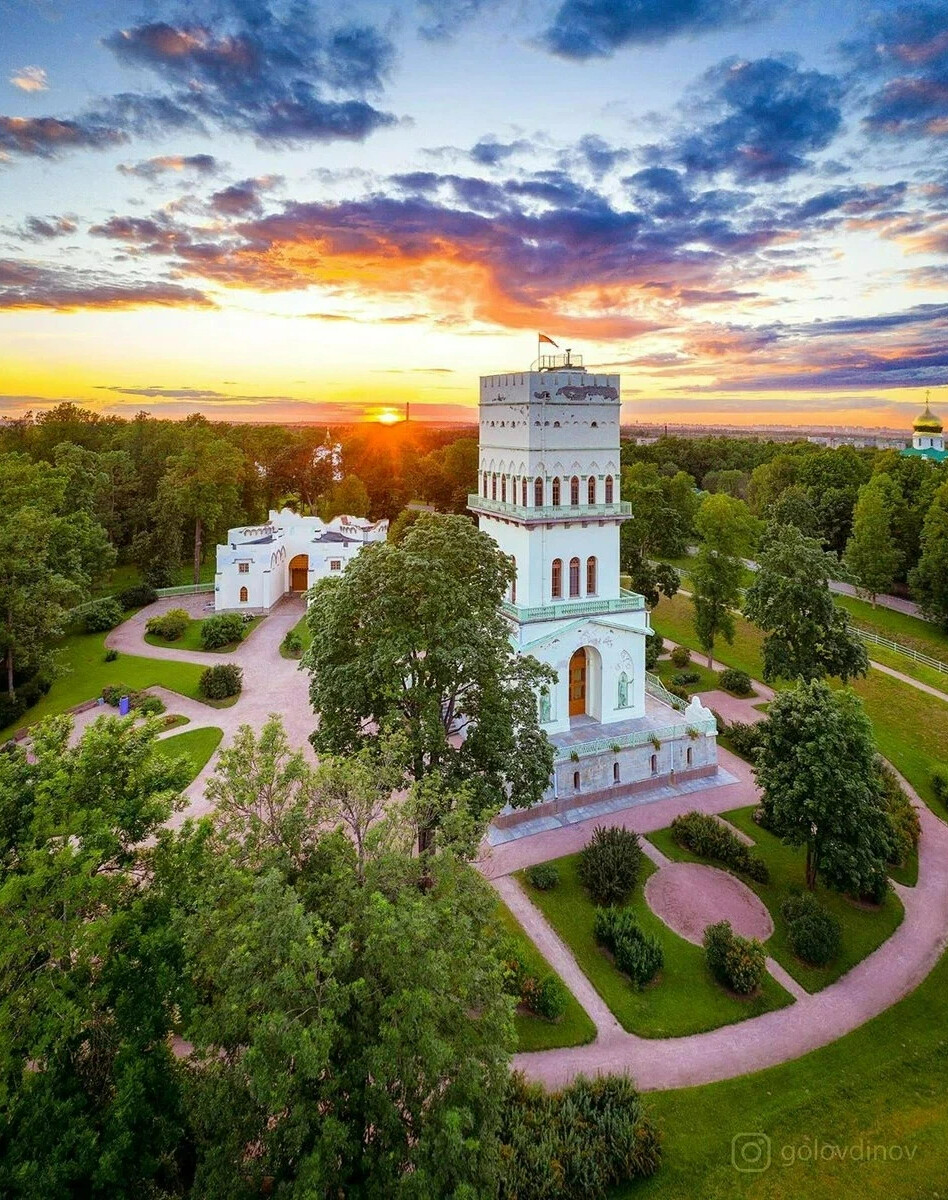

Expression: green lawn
xmin=517 ymin=852 xmax=792 ymax=1038
xmin=858 ymin=640 xmax=948 ymax=696
xmin=279 ymin=611 xmax=313 ymax=659
xmin=648 ymin=807 xmax=904 ymax=993
xmin=492 ymin=900 xmax=596 ymax=1052
xmin=92 ymin=560 xmax=216 ymax=598
xmin=653 ymin=656 xmax=722 ymax=696
xmin=145 ymin=615 xmax=263 ymax=654
xmin=152 ymin=726 xmax=223 ymax=785
xmin=2 ymin=630 xmax=209 ymax=738
xmin=651 ymin=593 xmax=948 ymax=817
xmin=834 ymin=592 xmax=948 ymax=660
xmin=624 ymin=943 xmax=948 ymax=1200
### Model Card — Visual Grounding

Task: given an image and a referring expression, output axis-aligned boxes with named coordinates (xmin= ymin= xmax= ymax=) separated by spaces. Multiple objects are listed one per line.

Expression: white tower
xmin=468 ymin=355 xmax=650 ymax=734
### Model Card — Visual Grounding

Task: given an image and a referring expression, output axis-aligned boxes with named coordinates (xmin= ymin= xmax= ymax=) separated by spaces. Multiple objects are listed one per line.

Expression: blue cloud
xmin=470 ymin=137 xmax=530 ymax=166
xmin=541 ymin=0 xmax=767 ymax=59
xmin=417 ymin=0 xmax=494 ymax=41
xmin=661 ymin=57 xmax=844 ymax=182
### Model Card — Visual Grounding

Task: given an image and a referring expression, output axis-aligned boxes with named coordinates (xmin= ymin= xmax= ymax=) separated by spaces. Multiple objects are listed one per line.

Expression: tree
xmin=845 ymin=474 xmax=904 ymax=605
xmin=689 ymin=494 xmax=756 ymax=668
xmin=304 ymin=513 xmax=554 ymax=853
xmin=744 ymin=523 xmax=868 ymax=683
xmin=910 ymin=481 xmax=948 ymax=629
xmin=0 ymin=715 xmax=191 ymax=1197
xmin=621 ymin=554 xmax=679 ymax=610
xmin=320 ymin=473 xmax=371 ymax=521
xmin=620 ymin=462 xmax=699 ymax=562
xmin=755 ymin=680 xmax=893 ymax=896
xmin=160 ymin=430 xmax=243 ymax=584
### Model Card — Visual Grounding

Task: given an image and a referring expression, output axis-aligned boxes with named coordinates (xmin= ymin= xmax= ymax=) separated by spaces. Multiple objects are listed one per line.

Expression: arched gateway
xmin=289 ymin=554 xmax=309 ymax=592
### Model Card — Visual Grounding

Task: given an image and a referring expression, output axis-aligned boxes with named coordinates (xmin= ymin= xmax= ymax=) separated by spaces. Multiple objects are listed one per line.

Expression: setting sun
xmin=376 ymin=410 xmax=402 ymax=425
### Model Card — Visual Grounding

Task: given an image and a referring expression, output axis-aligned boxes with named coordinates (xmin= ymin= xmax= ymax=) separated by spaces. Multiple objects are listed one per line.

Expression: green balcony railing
xmin=553 ymin=714 xmax=717 ymax=762
xmin=468 ymin=494 xmax=631 ymax=521
xmin=502 ymin=587 xmax=645 ymax=623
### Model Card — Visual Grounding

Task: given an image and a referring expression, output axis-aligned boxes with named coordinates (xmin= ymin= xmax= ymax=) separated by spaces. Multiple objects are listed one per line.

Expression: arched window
xmin=604 ymin=475 xmax=614 ymax=503
xmin=239 ymin=586 xmax=248 ymax=603
xmin=570 ymin=475 xmax=580 ymax=505
xmin=569 ymin=557 xmax=580 ymax=597
xmin=482 ymin=470 xmax=488 ymax=496
xmin=587 ymin=476 xmax=596 ymax=504
xmin=552 ymin=477 xmax=561 ymax=506
xmin=551 ymin=558 xmax=563 ymax=599
xmin=613 ymin=762 xmax=620 ymax=783
xmin=586 ymin=556 xmax=597 ymax=595
xmin=491 ymin=472 xmax=497 ymax=500
xmin=687 ymin=747 xmax=693 ymax=767
xmin=521 ymin=477 xmax=528 ymax=506
xmin=500 ymin=475 xmax=507 ymax=502
xmin=534 ymin=476 xmax=544 ymax=506
xmin=573 ymin=770 xmax=580 ymax=790
xmin=650 ymin=754 xmax=657 ymax=775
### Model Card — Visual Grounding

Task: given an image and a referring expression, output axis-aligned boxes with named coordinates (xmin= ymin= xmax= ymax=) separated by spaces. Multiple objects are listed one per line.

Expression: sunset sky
xmin=2 ymin=0 xmax=948 ymax=428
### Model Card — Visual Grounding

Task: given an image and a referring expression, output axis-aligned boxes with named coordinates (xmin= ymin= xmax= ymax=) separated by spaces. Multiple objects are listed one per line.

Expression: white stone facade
xmin=469 ymin=362 xmax=716 ymax=812
xmin=214 ymin=507 xmax=388 ymax=612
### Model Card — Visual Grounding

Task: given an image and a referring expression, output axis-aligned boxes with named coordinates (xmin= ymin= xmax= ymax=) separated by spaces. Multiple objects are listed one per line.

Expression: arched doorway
xmin=569 ymin=647 xmax=587 ymax=716
xmin=289 ymin=554 xmax=309 ymax=592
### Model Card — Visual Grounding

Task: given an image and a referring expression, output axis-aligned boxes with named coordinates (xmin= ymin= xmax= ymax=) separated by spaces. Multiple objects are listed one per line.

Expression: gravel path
xmin=643 ymin=861 xmax=774 ymax=944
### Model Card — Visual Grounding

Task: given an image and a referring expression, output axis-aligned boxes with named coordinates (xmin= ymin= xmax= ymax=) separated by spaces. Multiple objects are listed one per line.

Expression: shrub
xmin=281 ymin=630 xmax=303 ymax=658
xmin=703 ymin=920 xmax=766 ymax=995
xmin=101 ymin=683 xmax=132 ymax=706
xmin=930 ymin=764 xmax=948 ymax=808
xmin=726 ymin=719 xmax=765 ymax=762
xmin=781 ymin=893 xmax=841 ymax=966
xmin=594 ymin=907 xmax=663 ymax=987
xmin=531 ymin=974 xmax=568 ymax=1021
xmin=0 ymin=693 xmax=27 ymax=728
xmin=720 ymin=667 xmax=753 ymax=696
xmin=671 ymin=669 xmax=700 ymax=686
xmin=644 ymin=630 xmax=664 ymax=670
xmin=578 ymin=824 xmax=643 ymax=907
xmin=200 ymin=612 xmax=245 ymax=650
xmin=200 ymin=663 xmax=243 ymax=700
xmin=145 ymin=608 xmax=189 ymax=641
xmin=142 ymin=563 xmax=174 ymax=589
xmin=665 ymin=682 xmax=689 ymax=701
xmin=670 ymin=810 xmax=769 ymax=883
xmin=670 ymin=645 xmax=691 ymax=668
xmin=526 ymin=862 xmax=559 ymax=891
xmin=135 ymin=695 xmax=165 ymax=716
xmin=118 ymin=582 xmax=159 ymax=610
xmin=876 ymin=759 xmax=920 ymax=866
xmin=104 ymin=648 xmax=119 ymax=663
xmin=82 ymin=597 xmax=124 ymax=633
xmin=498 ymin=1073 xmax=661 ymax=1200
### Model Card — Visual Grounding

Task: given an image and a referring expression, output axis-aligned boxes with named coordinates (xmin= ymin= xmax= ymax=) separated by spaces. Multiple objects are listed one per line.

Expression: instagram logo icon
xmin=732 ymin=1133 xmax=772 ymax=1172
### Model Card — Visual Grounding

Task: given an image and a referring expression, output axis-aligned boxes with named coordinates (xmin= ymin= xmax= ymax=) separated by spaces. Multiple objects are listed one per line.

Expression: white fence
xmin=854 ymin=626 xmax=948 ymax=675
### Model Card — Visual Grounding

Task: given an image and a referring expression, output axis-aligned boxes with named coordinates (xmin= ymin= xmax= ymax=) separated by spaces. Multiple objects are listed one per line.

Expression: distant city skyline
xmin=2 ymin=0 xmax=947 ymax=428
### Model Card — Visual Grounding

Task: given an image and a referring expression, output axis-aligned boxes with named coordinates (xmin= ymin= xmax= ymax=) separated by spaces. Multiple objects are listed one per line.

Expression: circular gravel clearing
xmin=644 ymin=861 xmax=773 ymax=945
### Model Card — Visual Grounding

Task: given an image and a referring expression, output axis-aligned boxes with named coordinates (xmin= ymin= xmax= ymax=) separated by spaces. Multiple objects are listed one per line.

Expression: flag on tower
xmin=538 ymin=333 xmax=558 ymax=347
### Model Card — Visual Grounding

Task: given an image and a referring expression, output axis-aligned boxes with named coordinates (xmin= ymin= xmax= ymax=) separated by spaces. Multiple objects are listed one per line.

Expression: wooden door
xmin=291 ymin=566 xmax=308 ymax=591
xmin=568 ymin=648 xmax=586 ymax=716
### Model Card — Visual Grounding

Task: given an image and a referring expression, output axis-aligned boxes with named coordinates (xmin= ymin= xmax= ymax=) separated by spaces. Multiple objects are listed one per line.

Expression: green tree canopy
xmin=744 ymin=523 xmax=868 ymax=683
xmin=304 ymin=513 xmax=554 ymax=852
xmin=160 ymin=430 xmax=243 ymax=584
xmin=689 ymin=493 xmax=757 ymax=667
xmin=845 ymin=473 xmax=904 ymax=605
xmin=909 ymin=481 xmax=948 ymax=629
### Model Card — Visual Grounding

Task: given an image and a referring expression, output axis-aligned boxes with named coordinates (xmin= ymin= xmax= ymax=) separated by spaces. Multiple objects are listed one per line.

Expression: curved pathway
xmin=485 ymin=743 xmax=948 ymax=1092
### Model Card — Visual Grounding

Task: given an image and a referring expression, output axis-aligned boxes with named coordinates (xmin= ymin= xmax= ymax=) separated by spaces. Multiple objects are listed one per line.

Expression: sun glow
xmin=375 ymin=409 xmax=402 ymax=425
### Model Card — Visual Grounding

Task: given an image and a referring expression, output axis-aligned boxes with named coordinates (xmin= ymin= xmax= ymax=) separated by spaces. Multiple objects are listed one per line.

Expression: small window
xmin=569 ymin=556 xmax=580 ymax=597
xmin=570 ymin=475 xmax=580 ymax=505
xmin=687 ymin=747 xmax=693 ymax=767
xmin=238 ymin=562 xmax=250 ymax=574
xmin=482 ymin=470 xmax=488 ymax=496
xmin=501 ymin=475 xmax=507 ymax=502
xmin=239 ymin=586 xmax=248 ymax=603
xmin=573 ymin=770 xmax=580 ymax=790
xmin=604 ymin=475 xmax=614 ymax=503
xmin=613 ymin=762 xmax=620 ymax=783
xmin=551 ymin=558 xmax=563 ymax=599
xmin=552 ymin=477 xmax=561 ymax=506
xmin=491 ymin=472 xmax=497 ymax=500
xmin=650 ymin=753 xmax=657 ymax=775
xmin=534 ymin=476 xmax=544 ymax=506
xmin=330 ymin=559 xmax=342 ymax=571
xmin=587 ymin=476 xmax=596 ymax=504
xmin=521 ymin=477 xmax=528 ymax=506
xmin=586 ymin=556 xmax=597 ymax=595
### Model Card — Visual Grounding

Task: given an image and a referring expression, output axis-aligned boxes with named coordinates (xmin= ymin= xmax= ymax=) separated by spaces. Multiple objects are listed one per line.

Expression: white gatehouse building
xmin=468 ymin=351 xmax=717 ymax=828
xmin=214 ymin=508 xmax=388 ymax=612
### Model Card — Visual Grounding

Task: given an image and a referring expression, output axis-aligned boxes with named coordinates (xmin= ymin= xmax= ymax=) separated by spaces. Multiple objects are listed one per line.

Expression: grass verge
xmin=517 ymin=851 xmax=792 ymax=1037
xmin=279 ymin=612 xmax=312 ymax=659
xmin=145 ymin=615 xmax=263 ymax=654
xmin=152 ymin=726 xmax=223 ymax=785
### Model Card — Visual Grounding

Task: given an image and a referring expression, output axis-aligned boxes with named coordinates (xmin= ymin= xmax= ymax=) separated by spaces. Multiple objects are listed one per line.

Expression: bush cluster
xmin=671 ymin=669 xmax=700 ymax=687
xmin=594 ymin=907 xmax=663 ymax=987
xmin=0 ymin=672 xmax=52 ymax=729
xmin=781 ymin=893 xmax=841 ymax=966
xmin=498 ymin=1073 xmax=661 ymax=1200
xmin=118 ymin=583 xmax=159 ymax=610
xmin=719 ymin=667 xmax=753 ymax=696
xmin=664 ymin=682 xmax=689 ymax=701
xmin=82 ymin=597 xmax=124 ymax=633
xmin=200 ymin=612 xmax=245 ymax=650
xmin=578 ymin=824 xmax=643 ymax=907
xmin=719 ymin=717 xmax=766 ymax=763
xmin=145 ymin=608 xmax=189 ymax=641
xmin=876 ymin=759 xmax=920 ymax=866
xmin=669 ymin=645 xmax=691 ymax=668
xmin=501 ymin=942 xmax=568 ymax=1022
xmin=932 ymin=765 xmax=948 ymax=808
xmin=199 ymin=663 xmax=243 ymax=700
xmin=100 ymin=684 xmax=166 ymax=715
xmin=644 ymin=630 xmax=664 ymax=670
xmin=670 ymin=810 xmax=769 ymax=883
xmin=281 ymin=630 xmax=303 ymax=658
xmin=703 ymin=920 xmax=766 ymax=995
xmin=525 ymin=862 xmax=559 ymax=891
